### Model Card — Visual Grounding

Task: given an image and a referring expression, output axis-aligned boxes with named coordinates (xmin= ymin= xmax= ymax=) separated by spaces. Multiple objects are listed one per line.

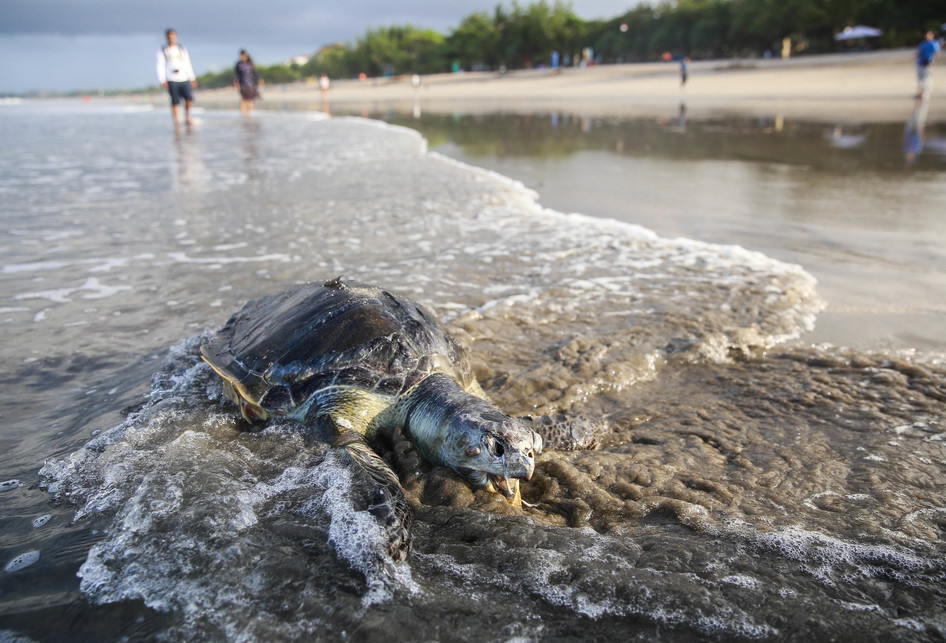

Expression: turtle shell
xmin=201 ymin=279 xmax=475 ymax=416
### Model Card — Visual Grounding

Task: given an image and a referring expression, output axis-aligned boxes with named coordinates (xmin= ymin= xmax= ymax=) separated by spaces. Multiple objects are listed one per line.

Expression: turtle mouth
xmin=459 ymin=469 xmax=523 ymax=505
xmin=483 ymin=450 xmax=534 ymax=506
xmin=487 ymin=473 xmax=521 ymax=500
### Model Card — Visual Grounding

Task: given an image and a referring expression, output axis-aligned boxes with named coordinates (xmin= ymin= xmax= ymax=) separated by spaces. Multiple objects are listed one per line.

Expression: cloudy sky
xmin=0 ymin=0 xmax=634 ymax=94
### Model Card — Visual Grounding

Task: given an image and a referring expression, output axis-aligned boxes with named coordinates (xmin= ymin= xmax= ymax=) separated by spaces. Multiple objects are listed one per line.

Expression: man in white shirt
xmin=157 ymin=29 xmax=198 ymax=125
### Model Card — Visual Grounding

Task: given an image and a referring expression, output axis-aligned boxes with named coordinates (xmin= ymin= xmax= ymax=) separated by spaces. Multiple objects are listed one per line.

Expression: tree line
xmin=197 ymin=0 xmax=945 ymax=88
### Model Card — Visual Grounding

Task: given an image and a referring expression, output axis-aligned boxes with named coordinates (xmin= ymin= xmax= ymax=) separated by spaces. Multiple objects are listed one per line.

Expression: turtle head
xmin=405 ymin=374 xmax=543 ymax=505
xmin=446 ymin=408 xmax=543 ymax=504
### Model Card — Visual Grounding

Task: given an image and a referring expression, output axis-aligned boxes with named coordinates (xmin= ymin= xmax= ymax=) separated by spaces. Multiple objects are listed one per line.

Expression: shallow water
xmin=1 ymin=102 xmax=944 ymax=641
xmin=345 ymin=105 xmax=946 ymax=354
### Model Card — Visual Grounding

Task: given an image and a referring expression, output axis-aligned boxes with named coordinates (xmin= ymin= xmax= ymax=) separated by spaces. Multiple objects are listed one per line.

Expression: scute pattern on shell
xmin=201 ymin=279 xmax=475 ymax=415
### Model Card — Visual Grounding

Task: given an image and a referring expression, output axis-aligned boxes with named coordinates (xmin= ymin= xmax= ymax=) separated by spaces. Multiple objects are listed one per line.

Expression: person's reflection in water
xmin=240 ymin=118 xmax=263 ymax=184
xmin=827 ymin=125 xmax=867 ymax=149
xmin=170 ymin=127 xmax=207 ymax=192
xmin=656 ymin=103 xmax=687 ymax=133
xmin=904 ymin=95 xmax=930 ymax=166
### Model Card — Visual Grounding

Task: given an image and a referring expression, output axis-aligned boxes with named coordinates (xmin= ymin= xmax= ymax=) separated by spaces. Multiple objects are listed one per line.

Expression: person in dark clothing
xmin=234 ymin=50 xmax=264 ymax=114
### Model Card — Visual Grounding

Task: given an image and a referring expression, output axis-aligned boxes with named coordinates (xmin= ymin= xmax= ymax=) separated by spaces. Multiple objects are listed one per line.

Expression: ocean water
xmin=1 ymin=101 xmax=944 ymax=641
xmin=352 ymin=106 xmax=946 ymax=354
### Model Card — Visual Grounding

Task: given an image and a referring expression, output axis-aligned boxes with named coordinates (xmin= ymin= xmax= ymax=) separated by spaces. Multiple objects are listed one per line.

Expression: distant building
xmin=288 ymin=55 xmax=311 ymax=66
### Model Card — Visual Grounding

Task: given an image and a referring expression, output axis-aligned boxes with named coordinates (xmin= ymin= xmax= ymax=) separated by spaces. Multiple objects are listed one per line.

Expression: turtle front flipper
xmin=307 ymin=386 xmax=412 ymax=558
xmin=519 ymin=414 xmax=608 ymax=451
xmin=305 ymin=388 xmax=414 ymax=560
xmin=323 ymin=414 xmax=413 ymax=560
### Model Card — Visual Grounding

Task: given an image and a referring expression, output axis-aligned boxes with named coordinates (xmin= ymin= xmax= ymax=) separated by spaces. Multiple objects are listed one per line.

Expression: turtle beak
xmin=503 ymin=450 xmax=535 ymax=483
xmin=487 ymin=450 xmax=533 ymax=507
xmin=508 ymin=479 xmax=522 ymax=507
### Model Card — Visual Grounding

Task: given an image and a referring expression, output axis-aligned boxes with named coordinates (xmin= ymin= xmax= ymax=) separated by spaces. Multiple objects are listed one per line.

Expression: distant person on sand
xmin=157 ymin=29 xmax=198 ymax=125
xmin=915 ymin=31 xmax=940 ymax=98
xmin=234 ymin=50 xmax=263 ymax=114
xmin=680 ymin=57 xmax=690 ymax=87
xmin=318 ymin=74 xmax=331 ymax=114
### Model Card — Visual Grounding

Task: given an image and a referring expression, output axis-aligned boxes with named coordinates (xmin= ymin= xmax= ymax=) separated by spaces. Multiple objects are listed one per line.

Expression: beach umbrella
xmin=834 ymin=25 xmax=882 ymax=41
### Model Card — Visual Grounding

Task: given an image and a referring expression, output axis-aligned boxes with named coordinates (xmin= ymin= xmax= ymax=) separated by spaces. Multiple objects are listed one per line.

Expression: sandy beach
xmin=196 ymin=49 xmax=942 ymax=122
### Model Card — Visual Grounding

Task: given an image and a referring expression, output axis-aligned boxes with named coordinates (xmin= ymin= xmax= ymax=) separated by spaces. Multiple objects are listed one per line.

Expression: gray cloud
xmin=1 ymin=1 xmax=530 ymax=41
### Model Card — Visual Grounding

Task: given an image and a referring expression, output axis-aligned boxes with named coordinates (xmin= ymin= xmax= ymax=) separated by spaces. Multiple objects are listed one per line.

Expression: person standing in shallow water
xmin=157 ymin=29 xmax=198 ymax=125
xmin=234 ymin=50 xmax=264 ymax=115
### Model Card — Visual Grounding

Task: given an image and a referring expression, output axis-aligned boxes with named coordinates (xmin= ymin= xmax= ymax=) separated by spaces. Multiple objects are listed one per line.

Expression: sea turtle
xmin=201 ymin=278 xmax=603 ymax=559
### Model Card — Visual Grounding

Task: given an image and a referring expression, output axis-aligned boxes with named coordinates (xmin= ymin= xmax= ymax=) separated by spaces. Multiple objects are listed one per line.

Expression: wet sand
xmin=197 ymin=49 xmax=942 ymax=123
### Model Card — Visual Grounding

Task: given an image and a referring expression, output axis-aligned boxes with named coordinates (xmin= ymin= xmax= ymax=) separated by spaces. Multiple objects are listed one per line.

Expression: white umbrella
xmin=835 ymin=25 xmax=882 ymax=41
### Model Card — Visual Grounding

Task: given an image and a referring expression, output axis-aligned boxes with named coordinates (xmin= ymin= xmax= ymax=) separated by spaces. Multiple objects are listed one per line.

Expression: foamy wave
xmin=712 ymin=519 xmax=945 ymax=587
xmin=421 ymin=150 xmax=824 ymax=414
xmin=416 ymin=523 xmax=780 ymax=639
xmin=166 ymin=251 xmax=293 ymax=265
xmin=40 ymin=336 xmax=414 ymax=636
xmin=430 ymin=149 xmax=823 ymax=355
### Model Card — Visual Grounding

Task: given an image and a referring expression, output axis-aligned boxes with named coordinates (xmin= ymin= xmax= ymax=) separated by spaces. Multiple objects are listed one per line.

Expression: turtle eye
xmin=487 ymin=439 xmax=505 ymax=457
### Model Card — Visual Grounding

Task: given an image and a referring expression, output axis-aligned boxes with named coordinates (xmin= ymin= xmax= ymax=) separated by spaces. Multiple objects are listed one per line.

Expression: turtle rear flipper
xmin=520 ymin=414 xmax=607 ymax=451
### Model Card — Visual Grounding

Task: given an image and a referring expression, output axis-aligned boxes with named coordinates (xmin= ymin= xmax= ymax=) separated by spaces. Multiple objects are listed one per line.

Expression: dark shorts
xmin=167 ymin=81 xmax=194 ymax=106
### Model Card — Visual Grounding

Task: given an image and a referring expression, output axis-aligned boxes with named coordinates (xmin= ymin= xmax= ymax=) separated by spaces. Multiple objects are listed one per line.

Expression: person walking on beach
xmin=680 ymin=57 xmax=690 ymax=87
xmin=318 ymin=74 xmax=331 ymax=114
xmin=915 ymin=31 xmax=940 ymax=98
xmin=234 ymin=50 xmax=263 ymax=115
xmin=157 ymin=29 xmax=198 ymax=125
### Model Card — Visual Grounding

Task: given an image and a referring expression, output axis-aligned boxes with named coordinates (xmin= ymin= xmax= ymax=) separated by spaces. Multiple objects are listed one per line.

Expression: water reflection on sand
xmin=337 ymin=104 xmax=946 ymax=353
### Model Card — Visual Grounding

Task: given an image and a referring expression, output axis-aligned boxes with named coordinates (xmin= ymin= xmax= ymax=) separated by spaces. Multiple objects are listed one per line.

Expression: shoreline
xmin=192 ymin=48 xmax=942 ymax=123
xmin=130 ymin=51 xmax=946 ymax=354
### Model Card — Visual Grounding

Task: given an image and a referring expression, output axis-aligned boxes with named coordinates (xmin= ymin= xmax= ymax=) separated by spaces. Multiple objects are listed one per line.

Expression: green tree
xmin=689 ymin=2 xmax=733 ymax=57
xmin=591 ymin=6 xmax=660 ymax=63
xmin=196 ymin=68 xmax=235 ymax=90
xmin=446 ymin=12 xmax=502 ymax=69
xmin=347 ymin=25 xmax=445 ymax=76
xmin=233 ymin=0 xmax=946 ymax=85
xmin=260 ymin=64 xmax=300 ymax=84
xmin=492 ymin=1 xmax=585 ymax=68
xmin=400 ymin=27 xmax=447 ymax=73
xmin=302 ymin=43 xmax=350 ymax=79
